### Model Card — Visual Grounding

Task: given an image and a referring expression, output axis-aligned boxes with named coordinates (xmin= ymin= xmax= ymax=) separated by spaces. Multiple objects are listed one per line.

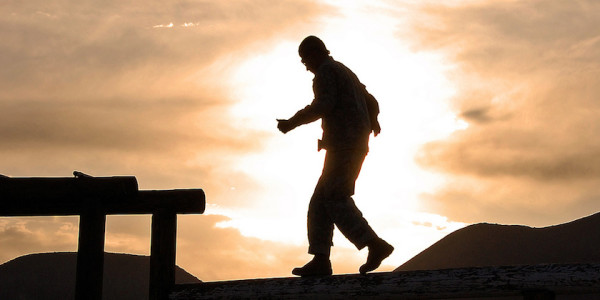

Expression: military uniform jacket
xmin=289 ymin=57 xmax=380 ymax=152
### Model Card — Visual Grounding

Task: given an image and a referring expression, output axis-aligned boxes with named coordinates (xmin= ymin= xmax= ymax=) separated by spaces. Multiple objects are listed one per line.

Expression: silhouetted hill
xmin=0 ymin=252 xmax=200 ymax=300
xmin=396 ymin=212 xmax=600 ymax=271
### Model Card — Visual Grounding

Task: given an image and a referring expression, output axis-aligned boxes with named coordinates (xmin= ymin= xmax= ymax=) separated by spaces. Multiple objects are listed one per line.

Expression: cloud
xmin=0 ymin=0 xmax=327 ymax=196
xmin=153 ymin=23 xmax=174 ymax=28
xmin=398 ymin=0 xmax=600 ymax=225
xmin=1 ymin=0 xmax=327 ymax=100
xmin=0 ymin=217 xmax=79 ymax=264
xmin=0 ymin=0 xmax=381 ymax=281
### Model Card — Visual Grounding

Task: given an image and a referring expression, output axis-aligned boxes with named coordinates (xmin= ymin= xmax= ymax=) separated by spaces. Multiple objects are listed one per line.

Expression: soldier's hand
xmin=277 ymin=119 xmax=294 ymax=134
xmin=373 ymin=120 xmax=381 ymax=137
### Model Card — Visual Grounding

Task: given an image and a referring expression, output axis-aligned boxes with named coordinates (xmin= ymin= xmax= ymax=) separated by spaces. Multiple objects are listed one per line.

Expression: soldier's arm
xmin=278 ymin=66 xmax=336 ymax=133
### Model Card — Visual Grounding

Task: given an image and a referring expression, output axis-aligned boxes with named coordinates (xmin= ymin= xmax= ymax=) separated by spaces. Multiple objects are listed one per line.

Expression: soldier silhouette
xmin=277 ymin=36 xmax=394 ymax=276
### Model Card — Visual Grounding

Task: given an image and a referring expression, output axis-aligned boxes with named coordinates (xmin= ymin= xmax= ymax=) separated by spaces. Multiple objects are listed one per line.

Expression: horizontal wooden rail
xmin=125 ymin=190 xmax=206 ymax=215
xmin=1 ymin=176 xmax=138 ymax=201
xmin=0 ymin=176 xmax=137 ymax=216
xmin=0 ymin=177 xmax=205 ymax=216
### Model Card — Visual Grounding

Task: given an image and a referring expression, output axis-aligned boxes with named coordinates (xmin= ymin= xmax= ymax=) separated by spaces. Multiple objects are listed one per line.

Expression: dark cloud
xmin=419 ymin=176 xmax=600 ymax=225
xmin=399 ymin=0 xmax=600 ymax=225
xmin=0 ymin=95 xmax=270 ymax=203
xmin=417 ymin=127 xmax=600 ymax=181
xmin=459 ymin=107 xmax=505 ymax=124
xmin=0 ymin=97 xmax=263 ymax=155
xmin=1 ymin=0 xmax=326 ymax=99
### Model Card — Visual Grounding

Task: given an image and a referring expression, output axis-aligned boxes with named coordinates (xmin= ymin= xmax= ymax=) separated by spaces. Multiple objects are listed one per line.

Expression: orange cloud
xmin=0 ymin=0 xmax=364 ymax=281
xmin=0 ymin=217 xmax=79 ymax=264
xmin=398 ymin=0 xmax=600 ymax=225
xmin=0 ymin=0 xmax=328 ymax=188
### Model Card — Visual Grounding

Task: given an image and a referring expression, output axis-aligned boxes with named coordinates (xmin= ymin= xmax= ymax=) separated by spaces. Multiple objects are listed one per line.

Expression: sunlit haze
xmin=2 ymin=0 xmax=600 ymax=281
xmin=218 ymin=1 xmax=467 ymax=268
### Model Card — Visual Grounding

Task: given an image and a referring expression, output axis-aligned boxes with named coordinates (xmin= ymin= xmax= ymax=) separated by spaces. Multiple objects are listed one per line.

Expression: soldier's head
xmin=299 ymin=36 xmax=330 ymax=73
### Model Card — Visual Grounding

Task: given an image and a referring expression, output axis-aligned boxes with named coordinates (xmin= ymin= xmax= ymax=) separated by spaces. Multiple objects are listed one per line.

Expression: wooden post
xmin=150 ymin=210 xmax=177 ymax=300
xmin=75 ymin=210 xmax=106 ymax=300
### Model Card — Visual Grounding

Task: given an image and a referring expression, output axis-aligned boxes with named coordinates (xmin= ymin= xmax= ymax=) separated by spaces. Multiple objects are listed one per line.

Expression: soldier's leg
xmin=325 ymin=192 xmax=393 ymax=275
xmin=320 ymin=149 xmax=378 ymax=249
xmin=304 ymin=151 xmax=342 ymax=256
xmin=321 ymin=149 xmax=394 ymax=274
xmin=326 ymin=195 xmax=378 ymax=250
xmin=307 ymin=190 xmax=335 ymax=255
xmin=292 ymin=174 xmax=334 ymax=277
xmin=327 ymin=196 xmax=393 ymax=275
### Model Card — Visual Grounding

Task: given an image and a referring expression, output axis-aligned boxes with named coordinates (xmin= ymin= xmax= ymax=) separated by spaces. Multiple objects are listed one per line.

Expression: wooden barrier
xmin=170 ymin=263 xmax=600 ymax=299
xmin=0 ymin=172 xmax=205 ymax=300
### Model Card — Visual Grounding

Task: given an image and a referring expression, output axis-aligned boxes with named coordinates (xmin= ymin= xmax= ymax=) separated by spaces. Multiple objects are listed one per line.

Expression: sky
xmin=1 ymin=0 xmax=600 ymax=281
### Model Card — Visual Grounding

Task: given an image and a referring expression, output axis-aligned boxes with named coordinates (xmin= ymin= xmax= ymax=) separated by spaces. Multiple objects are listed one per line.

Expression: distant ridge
xmin=396 ymin=212 xmax=600 ymax=271
xmin=0 ymin=252 xmax=200 ymax=300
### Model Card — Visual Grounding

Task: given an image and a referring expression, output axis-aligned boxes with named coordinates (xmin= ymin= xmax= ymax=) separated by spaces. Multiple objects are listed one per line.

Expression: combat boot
xmin=292 ymin=255 xmax=332 ymax=277
xmin=359 ymin=238 xmax=394 ymax=274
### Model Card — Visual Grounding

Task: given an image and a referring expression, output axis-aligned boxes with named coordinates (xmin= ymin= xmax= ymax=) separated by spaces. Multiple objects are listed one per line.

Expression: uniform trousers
xmin=307 ymin=148 xmax=378 ymax=255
